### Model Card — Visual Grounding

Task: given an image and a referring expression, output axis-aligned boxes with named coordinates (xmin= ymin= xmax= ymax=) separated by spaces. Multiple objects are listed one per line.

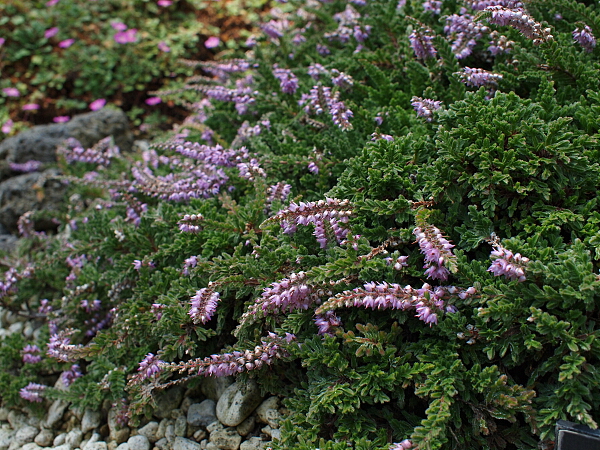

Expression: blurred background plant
xmin=0 ymin=0 xmax=267 ymax=138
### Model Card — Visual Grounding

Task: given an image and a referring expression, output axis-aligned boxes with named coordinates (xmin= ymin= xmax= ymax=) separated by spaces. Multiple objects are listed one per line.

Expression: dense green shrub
xmin=2 ymin=0 xmax=600 ymax=448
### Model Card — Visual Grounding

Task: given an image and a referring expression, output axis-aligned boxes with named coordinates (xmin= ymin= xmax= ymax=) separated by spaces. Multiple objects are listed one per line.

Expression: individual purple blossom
xmin=2 ymin=120 xmax=13 ymax=134
xmin=19 ymin=383 xmax=46 ymax=403
xmin=22 ymin=103 xmax=40 ymax=111
xmin=238 ymin=158 xmax=266 ymax=181
xmin=158 ymin=0 xmax=172 ymax=5
xmin=353 ymin=25 xmax=371 ymax=42
xmin=114 ymin=29 xmax=138 ymax=44
xmin=39 ymin=299 xmax=52 ymax=315
xmin=2 ymin=87 xmax=20 ymax=97
xmin=317 ymin=44 xmax=331 ymax=55
xmin=136 ymin=353 xmax=164 ymax=381
xmin=272 ymin=65 xmax=299 ymax=94
xmin=46 ymin=0 xmax=60 ymax=6
xmin=189 ymin=288 xmax=220 ymax=324
xmin=330 ymin=69 xmax=353 ymax=89
xmin=307 ymin=162 xmax=319 ymax=174
xmin=132 ymin=260 xmax=143 ymax=271
xmin=53 ymin=116 xmax=70 ymax=123
xmin=146 ymin=97 xmax=162 ymax=105
xmin=151 ymin=303 xmax=166 ymax=320
xmin=61 ymin=364 xmax=82 ymax=387
xmin=390 ymin=439 xmax=414 ymax=449
xmin=414 ymin=225 xmax=456 ymax=281
xmin=386 ymin=255 xmax=409 ymax=270
xmin=411 ymin=96 xmax=442 ymax=121
xmin=182 ymin=255 xmax=198 ymax=275
xmin=22 ymin=345 xmax=42 ymax=364
xmin=573 ymin=24 xmax=596 ymax=52
xmin=314 ymin=311 xmax=342 ymax=335
xmin=487 ymin=31 xmax=514 ymax=55
xmin=371 ymin=132 xmax=394 ymax=142
xmin=0 ymin=38 xmax=4 ymax=47
xmin=89 ymin=98 xmax=106 ymax=111
xmin=205 ymin=36 xmax=221 ymax=48
xmin=409 ymin=28 xmax=437 ymax=60
xmin=457 ymin=67 xmax=503 ymax=88
xmin=58 ymin=39 xmax=75 ymax=48
xmin=266 ymin=182 xmax=292 ymax=210
xmin=158 ymin=41 xmax=171 ymax=52
xmin=308 ymin=63 xmax=328 ymax=80
xmin=44 ymin=27 xmax=59 ymax=39
xmin=262 ymin=19 xmax=289 ymax=40
xmin=111 ymin=21 xmax=128 ymax=31
xmin=487 ymin=237 xmax=529 ymax=282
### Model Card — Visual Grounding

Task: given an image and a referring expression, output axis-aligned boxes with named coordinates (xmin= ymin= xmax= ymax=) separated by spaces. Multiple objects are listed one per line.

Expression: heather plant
xmin=2 ymin=0 xmax=600 ymax=448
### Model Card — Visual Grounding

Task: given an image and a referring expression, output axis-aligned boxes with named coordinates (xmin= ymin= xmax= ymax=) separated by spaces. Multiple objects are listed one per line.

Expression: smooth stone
xmin=265 ymin=409 xmax=281 ymax=429
xmin=270 ymin=429 xmax=281 ymax=441
xmin=83 ymin=432 xmax=101 ymax=450
xmin=193 ymin=429 xmax=207 ymax=441
xmin=34 ymin=428 xmax=54 ymax=446
xmin=201 ymin=377 xmax=234 ymax=403
xmin=254 ymin=397 xmax=279 ymax=424
xmin=209 ymin=427 xmax=241 ymax=450
xmin=239 ymin=437 xmax=266 ymax=450
xmin=51 ymin=445 xmax=70 ymax=450
xmin=9 ymin=425 xmax=38 ymax=450
xmin=0 ymin=407 xmax=9 ymax=421
xmin=53 ymin=433 xmax=67 ymax=446
xmin=8 ymin=322 xmax=23 ymax=335
xmin=216 ymin=381 xmax=263 ymax=427
xmin=153 ymin=386 xmax=184 ymax=420
xmin=137 ymin=421 xmax=159 ymax=443
xmin=107 ymin=442 xmax=118 ymax=450
xmin=21 ymin=444 xmax=41 ymax=450
xmin=0 ymin=428 xmax=15 ymax=450
xmin=187 ymin=400 xmax=217 ymax=428
xmin=172 ymin=436 xmax=202 ymax=450
xmin=127 ymin=435 xmax=150 ymax=450
xmin=236 ymin=415 xmax=255 ymax=437
xmin=85 ymin=443 xmax=108 ymax=450
xmin=7 ymin=410 xmax=28 ymax=429
xmin=206 ymin=422 xmax=223 ymax=433
xmin=116 ymin=444 xmax=130 ymax=450
xmin=44 ymin=400 xmax=70 ymax=428
xmin=180 ymin=397 xmax=194 ymax=415
xmin=165 ymin=424 xmax=176 ymax=443
xmin=81 ymin=408 xmax=103 ymax=434
xmin=205 ymin=443 xmax=219 ymax=450
xmin=174 ymin=415 xmax=187 ymax=437
xmin=66 ymin=428 xmax=83 ymax=448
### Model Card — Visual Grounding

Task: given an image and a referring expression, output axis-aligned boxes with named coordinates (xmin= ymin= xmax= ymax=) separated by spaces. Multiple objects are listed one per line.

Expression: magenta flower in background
xmin=53 ymin=116 xmax=70 ymax=123
xmin=89 ymin=99 xmax=106 ymax=111
xmin=145 ymin=97 xmax=161 ymax=105
xmin=158 ymin=41 xmax=171 ymax=52
xmin=2 ymin=88 xmax=20 ymax=97
xmin=157 ymin=0 xmax=173 ymax=5
xmin=22 ymin=103 xmax=40 ymax=111
xmin=58 ymin=39 xmax=75 ymax=48
xmin=110 ymin=21 xmax=128 ymax=32
xmin=0 ymin=38 xmax=5 ymax=47
xmin=205 ymin=36 xmax=220 ymax=48
xmin=46 ymin=0 xmax=60 ymax=5
xmin=114 ymin=29 xmax=138 ymax=44
xmin=2 ymin=120 xmax=13 ymax=134
xmin=44 ymin=27 xmax=59 ymax=39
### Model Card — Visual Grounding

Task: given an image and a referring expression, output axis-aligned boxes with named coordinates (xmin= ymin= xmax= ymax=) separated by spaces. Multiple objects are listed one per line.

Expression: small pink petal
xmin=46 ymin=0 xmax=60 ymax=5
xmin=44 ymin=27 xmax=59 ymax=39
xmin=157 ymin=0 xmax=173 ymax=5
xmin=111 ymin=21 xmax=128 ymax=32
xmin=89 ymin=99 xmax=106 ymax=111
xmin=158 ymin=41 xmax=171 ymax=52
xmin=204 ymin=36 xmax=220 ymax=48
xmin=0 ymin=38 xmax=5 ymax=47
xmin=53 ymin=116 xmax=70 ymax=123
xmin=2 ymin=120 xmax=13 ymax=134
xmin=3 ymin=88 xmax=20 ymax=97
xmin=145 ymin=97 xmax=162 ymax=105
xmin=58 ymin=39 xmax=75 ymax=48
xmin=22 ymin=104 xmax=40 ymax=111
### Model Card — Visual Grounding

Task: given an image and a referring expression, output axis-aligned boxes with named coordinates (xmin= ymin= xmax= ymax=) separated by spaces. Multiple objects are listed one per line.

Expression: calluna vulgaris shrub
xmin=2 ymin=0 xmax=600 ymax=448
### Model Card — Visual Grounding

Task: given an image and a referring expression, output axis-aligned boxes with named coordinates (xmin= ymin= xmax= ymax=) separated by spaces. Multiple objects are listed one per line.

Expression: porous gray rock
xmin=53 ymin=432 xmax=67 ymax=446
xmin=216 ymin=381 xmax=263 ymax=427
xmin=239 ymin=437 xmax=266 ymax=450
xmin=34 ymin=428 xmax=54 ymax=447
xmin=84 ymin=442 xmax=108 ymax=450
xmin=66 ymin=428 xmax=83 ymax=448
xmin=20 ymin=443 xmax=41 ymax=450
xmin=254 ymin=397 xmax=279 ymax=424
xmin=8 ymin=425 xmax=38 ymax=450
xmin=137 ymin=421 xmax=159 ymax=443
xmin=187 ymin=400 xmax=217 ymax=428
xmin=174 ymin=414 xmax=187 ymax=437
xmin=209 ymin=427 xmax=242 ymax=450
xmin=0 ymin=428 xmax=15 ymax=450
xmin=127 ymin=435 xmax=150 ymax=450
xmin=172 ymin=436 xmax=202 ymax=450
xmin=0 ymin=169 xmax=67 ymax=233
xmin=235 ymin=415 xmax=255 ymax=437
xmin=0 ymin=108 xmax=133 ymax=166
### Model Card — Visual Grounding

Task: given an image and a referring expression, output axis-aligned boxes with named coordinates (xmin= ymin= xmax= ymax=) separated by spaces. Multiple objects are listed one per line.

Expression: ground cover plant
xmin=1 ymin=0 xmax=600 ymax=448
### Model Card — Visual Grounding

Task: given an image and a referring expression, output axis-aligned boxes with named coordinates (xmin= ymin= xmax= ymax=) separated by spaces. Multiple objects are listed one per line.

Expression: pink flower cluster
xmin=414 ymin=226 xmax=456 ymax=281
xmin=457 ymin=67 xmax=503 ymax=89
xmin=47 ymin=329 xmax=86 ymax=362
xmin=19 ymin=383 xmax=46 ymax=403
xmin=189 ymin=288 xmax=220 ymax=324
xmin=573 ymin=24 xmax=596 ymax=52
xmin=61 ymin=364 xmax=82 ymax=387
xmin=484 ymin=6 xmax=553 ymax=45
xmin=272 ymin=198 xmax=353 ymax=248
xmin=411 ymin=97 xmax=442 ymax=121
xmin=272 ymin=65 xmax=299 ymax=94
xmin=409 ymin=28 xmax=437 ymax=60
xmin=488 ymin=240 xmax=529 ymax=282
xmin=22 ymin=345 xmax=42 ymax=364
xmin=301 ymin=85 xmax=354 ymax=130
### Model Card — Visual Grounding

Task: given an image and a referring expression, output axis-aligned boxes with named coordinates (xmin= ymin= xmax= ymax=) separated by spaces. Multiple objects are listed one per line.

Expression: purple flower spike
xmin=20 ymin=383 xmax=46 ymax=403
xmin=414 ymin=225 xmax=456 ymax=281
xmin=411 ymin=97 xmax=442 ymax=121
xmin=273 ymin=65 xmax=299 ymax=94
xmin=573 ymin=24 xmax=596 ymax=52
xmin=487 ymin=235 xmax=529 ymax=282
xmin=409 ymin=27 xmax=437 ymax=60
xmin=189 ymin=288 xmax=220 ymax=324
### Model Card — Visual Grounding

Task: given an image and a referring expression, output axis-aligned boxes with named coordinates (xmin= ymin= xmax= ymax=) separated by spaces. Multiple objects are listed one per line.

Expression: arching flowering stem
xmin=47 ymin=329 xmax=90 ymax=362
xmin=316 ymin=282 xmax=469 ymax=327
xmin=164 ymin=333 xmax=296 ymax=378
xmin=19 ymin=383 xmax=46 ymax=403
xmin=127 ymin=353 xmax=165 ymax=388
xmin=481 ymin=6 xmax=554 ymax=45
xmin=178 ymin=213 xmax=204 ymax=233
xmin=265 ymin=198 xmax=353 ymax=248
